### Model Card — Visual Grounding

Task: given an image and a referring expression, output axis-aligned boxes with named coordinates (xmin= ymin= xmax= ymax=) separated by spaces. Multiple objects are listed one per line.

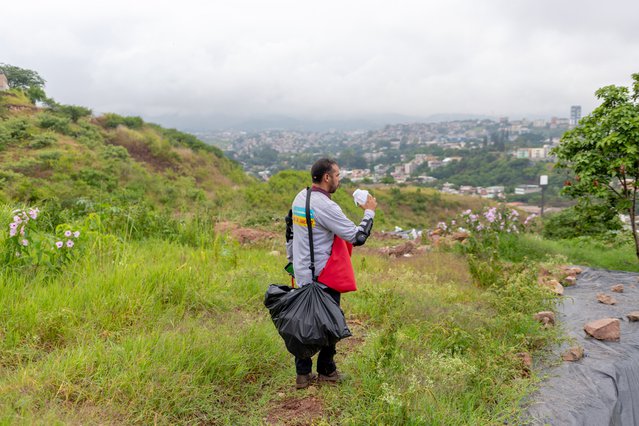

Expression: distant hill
xmin=165 ymin=113 xmax=499 ymax=133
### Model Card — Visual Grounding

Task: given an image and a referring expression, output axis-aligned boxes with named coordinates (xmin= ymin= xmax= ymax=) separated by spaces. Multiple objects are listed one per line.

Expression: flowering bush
xmin=3 ymin=206 xmax=84 ymax=271
xmin=434 ymin=206 xmax=539 ymax=287
xmin=6 ymin=207 xmax=40 ymax=261
xmin=437 ymin=206 xmax=537 ymax=244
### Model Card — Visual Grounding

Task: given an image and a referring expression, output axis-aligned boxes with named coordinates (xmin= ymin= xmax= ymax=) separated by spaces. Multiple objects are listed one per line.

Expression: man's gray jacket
xmin=286 ymin=188 xmax=374 ymax=286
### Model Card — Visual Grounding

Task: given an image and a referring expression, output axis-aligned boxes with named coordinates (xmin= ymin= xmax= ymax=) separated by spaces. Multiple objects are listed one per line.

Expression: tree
xmin=553 ymin=73 xmax=639 ymax=260
xmin=0 ymin=63 xmax=46 ymax=90
xmin=55 ymin=105 xmax=92 ymax=122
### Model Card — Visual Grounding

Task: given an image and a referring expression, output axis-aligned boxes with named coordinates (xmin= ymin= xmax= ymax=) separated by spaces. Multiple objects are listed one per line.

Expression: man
xmin=286 ymin=158 xmax=377 ymax=389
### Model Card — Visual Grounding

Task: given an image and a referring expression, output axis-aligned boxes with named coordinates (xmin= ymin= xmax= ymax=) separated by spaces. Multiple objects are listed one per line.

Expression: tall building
xmin=570 ymin=105 xmax=582 ymax=127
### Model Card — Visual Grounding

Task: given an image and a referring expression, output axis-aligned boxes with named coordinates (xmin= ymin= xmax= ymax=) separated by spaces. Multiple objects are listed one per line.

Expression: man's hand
xmin=360 ymin=194 xmax=377 ymax=211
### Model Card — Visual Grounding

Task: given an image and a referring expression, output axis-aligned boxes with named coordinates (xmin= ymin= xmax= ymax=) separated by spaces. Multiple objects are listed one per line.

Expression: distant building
xmin=416 ymin=175 xmax=437 ymax=183
xmin=459 ymin=185 xmax=476 ymax=195
xmin=0 ymin=73 xmax=9 ymax=91
xmin=515 ymin=185 xmax=542 ymax=195
xmin=442 ymin=156 xmax=462 ymax=164
xmin=428 ymin=160 xmax=443 ymax=169
xmin=515 ymin=149 xmax=530 ymax=159
xmin=570 ymin=105 xmax=582 ymax=127
xmin=529 ymin=148 xmax=545 ymax=161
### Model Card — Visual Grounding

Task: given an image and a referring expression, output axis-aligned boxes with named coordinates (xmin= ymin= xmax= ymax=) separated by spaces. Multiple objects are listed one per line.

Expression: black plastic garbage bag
xmin=264 ymin=281 xmax=351 ymax=359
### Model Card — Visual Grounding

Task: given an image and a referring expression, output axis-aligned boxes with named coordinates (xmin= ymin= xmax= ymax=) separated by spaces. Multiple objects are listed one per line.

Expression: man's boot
xmin=318 ymin=370 xmax=345 ymax=384
xmin=295 ymin=373 xmax=317 ymax=389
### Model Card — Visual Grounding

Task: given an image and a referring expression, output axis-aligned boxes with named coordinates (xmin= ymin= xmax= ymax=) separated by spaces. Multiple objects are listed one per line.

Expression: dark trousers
xmin=295 ymin=286 xmax=341 ymax=375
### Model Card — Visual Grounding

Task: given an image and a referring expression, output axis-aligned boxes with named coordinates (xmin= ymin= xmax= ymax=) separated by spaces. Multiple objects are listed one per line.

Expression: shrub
xmin=438 ymin=206 xmax=539 ymax=287
xmin=103 ymin=145 xmax=130 ymax=161
xmin=542 ymin=202 xmax=622 ymax=240
xmin=37 ymin=113 xmax=71 ymax=134
xmin=28 ymin=132 xmax=57 ymax=149
xmin=101 ymin=113 xmax=144 ymax=129
xmin=1 ymin=207 xmax=84 ymax=272
xmin=0 ymin=117 xmax=31 ymax=148
xmin=74 ymin=168 xmax=117 ymax=190
xmin=54 ymin=105 xmax=92 ymax=123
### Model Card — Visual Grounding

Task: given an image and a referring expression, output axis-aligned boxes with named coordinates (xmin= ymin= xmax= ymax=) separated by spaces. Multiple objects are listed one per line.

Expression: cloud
xmin=2 ymin=0 xmax=638 ymax=128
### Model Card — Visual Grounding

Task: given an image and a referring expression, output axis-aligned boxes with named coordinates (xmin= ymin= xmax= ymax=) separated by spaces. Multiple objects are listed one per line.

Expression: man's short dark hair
xmin=311 ymin=158 xmax=337 ymax=183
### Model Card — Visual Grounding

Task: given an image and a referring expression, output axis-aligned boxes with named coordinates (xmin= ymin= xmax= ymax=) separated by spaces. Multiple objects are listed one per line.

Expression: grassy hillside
xmin=0 ymin=90 xmax=250 ymax=212
xmin=0 ymin=209 xmax=558 ymax=424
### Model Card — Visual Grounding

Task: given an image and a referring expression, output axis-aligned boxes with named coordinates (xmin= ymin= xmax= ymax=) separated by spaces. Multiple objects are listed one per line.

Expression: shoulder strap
xmin=305 ymin=187 xmax=316 ymax=281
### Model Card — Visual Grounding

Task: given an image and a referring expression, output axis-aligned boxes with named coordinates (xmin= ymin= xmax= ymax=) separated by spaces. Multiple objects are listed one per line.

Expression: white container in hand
xmin=353 ymin=189 xmax=369 ymax=206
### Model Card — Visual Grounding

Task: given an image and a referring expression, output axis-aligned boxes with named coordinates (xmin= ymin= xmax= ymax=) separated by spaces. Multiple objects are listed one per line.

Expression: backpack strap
xmin=305 ymin=187 xmax=316 ymax=281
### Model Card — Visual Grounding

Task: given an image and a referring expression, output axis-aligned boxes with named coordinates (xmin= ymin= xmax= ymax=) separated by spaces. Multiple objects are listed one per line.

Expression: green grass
xmin=0 ymin=232 xmax=559 ymax=424
xmin=496 ymin=233 xmax=639 ymax=272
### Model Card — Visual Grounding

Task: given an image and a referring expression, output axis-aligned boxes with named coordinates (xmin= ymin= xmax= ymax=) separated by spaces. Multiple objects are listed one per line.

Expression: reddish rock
xmin=560 ymin=265 xmax=583 ymax=275
xmin=533 ymin=311 xmax=556 ymax=326
xmin=562 ymin=346 xmax=584 ymax=362
xmin=563 ymin=275 xmax=577 ymax=287
xmin=430 ymin=228 xmax=444 ymax=236
xmin=627 ymin=311 xmax=639 ymax=322
xmin=538 ymin=267 xmax=551 ymax=277
xmin=611 ymin=284 xmax=624 ymax=293
xmin=584 ymin=318 xmax=620 ymax=341
xmin=388 ymin=241 xmax=416 ymax=257
xmin=541 ymin=279 xmax=564 ymax=296
xmin=451 ymin=231 xmax=470 ymax=242
xmin=516 ymin=352 xmax=533 ymax=377
xmin=596 ymin=293 xmax=617 ymax=305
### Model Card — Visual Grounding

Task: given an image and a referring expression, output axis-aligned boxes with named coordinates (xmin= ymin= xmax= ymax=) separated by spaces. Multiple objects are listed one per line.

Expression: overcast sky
xmin=2 ymin=0 xmax=638 ymax=130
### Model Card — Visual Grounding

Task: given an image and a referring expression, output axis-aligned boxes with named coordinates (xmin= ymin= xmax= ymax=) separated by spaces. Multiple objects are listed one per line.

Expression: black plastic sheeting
xmin=526 ymin=267 xmax=639 ymax=425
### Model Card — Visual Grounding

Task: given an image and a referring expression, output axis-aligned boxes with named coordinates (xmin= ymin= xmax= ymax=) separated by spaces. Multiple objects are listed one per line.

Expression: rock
xmin=627 ymin=311 xmax=639 ymax=322
xmin=430 ymin=228 xmax=444 ymax=236
xmin=538 ymin=267 xmax=551 ymax=277
xmin=562 ymin=275 xmax=577 ymax=287
xmin=584 ymin=318 xmax=620 ymax=341
xmin=611 ymin=284 xmax=624 ymax=293
xmin=596 ymin=293 xmax=617 ymax=305
xmin=516 ymin=352 xmax=533 ymax=377
xmin=451 ymin=231 xmax=470 ymax=242
xmin=541 ymin=279 xmax=564 ymax=296
xmin=533 ymin=311 xmax=556 ymax=326
xmin=562 ymin=346 xmax=584 ymax=362
xmin=388 ymin=241 xmax=415 ymax=257
xmin=560 ymin=265 xmax=583 ymax=275
xmin=269 ymin=250 xmax=281 ymax=256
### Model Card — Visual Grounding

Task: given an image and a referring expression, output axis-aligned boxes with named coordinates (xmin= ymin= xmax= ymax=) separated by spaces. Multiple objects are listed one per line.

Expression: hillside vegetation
xmin=0 ymin=89 xmax=249 ymax=210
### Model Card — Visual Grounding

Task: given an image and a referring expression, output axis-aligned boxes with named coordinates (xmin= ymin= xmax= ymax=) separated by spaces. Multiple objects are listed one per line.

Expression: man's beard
xmin=329 ymin=181 xmax=340 ymax=193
